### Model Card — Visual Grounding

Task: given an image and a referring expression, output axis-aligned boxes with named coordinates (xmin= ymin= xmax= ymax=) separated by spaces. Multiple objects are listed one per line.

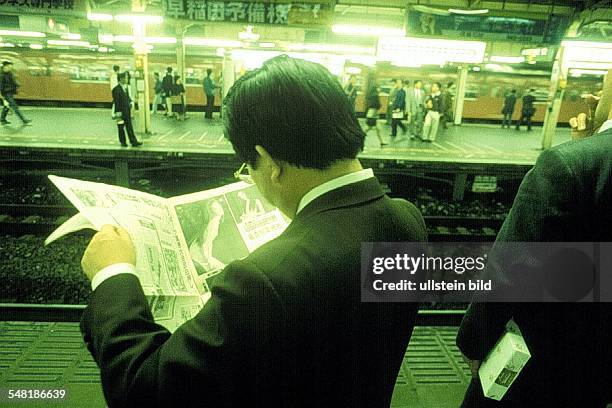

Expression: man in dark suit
xmin=80 ymin=55 xmax=427 ymax=408
xmin=515 ymin=88 xmax=536 ymax=131
xmin=112 ymin=72 xmax=141 ymax=147
xmin=501 ymin=89 xmax=517 ymax=128
xmin=390 ymin=78 xmax=407 ymax=138
xmin=457 ymin=77 xmax=612 ymax=407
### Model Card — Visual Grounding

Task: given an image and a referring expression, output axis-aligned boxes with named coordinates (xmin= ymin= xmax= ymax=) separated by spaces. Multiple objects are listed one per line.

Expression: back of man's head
xmin=207 ymin=68 xmax=213 ymax=76
xmin=223 ymin=55 xmax=365 ymax=170
xmin=167 ymin=67 xmax=173 ymax=74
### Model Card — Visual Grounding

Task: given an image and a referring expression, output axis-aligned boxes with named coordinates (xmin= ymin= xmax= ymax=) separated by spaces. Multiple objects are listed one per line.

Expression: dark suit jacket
xmin=112 ymin=84 xmax=131 ymax=115
xmin=81 ymin=177 xmax=427 ymax=408
xmin=457 ymin=129 xmax=612 ymax=407
xmin=392 ymin=88 xmax=406 ymax=111
xmin=501 ymin=94 xmax=516 ymax=114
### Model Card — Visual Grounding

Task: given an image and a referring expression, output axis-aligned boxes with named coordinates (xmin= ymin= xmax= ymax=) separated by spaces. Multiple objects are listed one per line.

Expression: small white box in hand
xmin=478 ymin=319 xmax=531 ymax=401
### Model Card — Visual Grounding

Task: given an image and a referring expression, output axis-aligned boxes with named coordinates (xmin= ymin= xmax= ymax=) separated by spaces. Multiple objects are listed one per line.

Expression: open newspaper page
xmin=46 ymin=175 xmax=202 ymax=333
xmin=169 ymin=182 xmax=289 ymax=296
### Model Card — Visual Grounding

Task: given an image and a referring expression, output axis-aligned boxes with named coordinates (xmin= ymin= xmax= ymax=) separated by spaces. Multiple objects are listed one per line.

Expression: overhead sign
xmin=407 ymin=10 xmax=569 ymax=43
xmin=377 ymin=36 xmax=486 ymax=65
xmin=161 ymin=0 xmax=333 ymax=26
xmin=0 ymin=0 xmax=86 ymax=15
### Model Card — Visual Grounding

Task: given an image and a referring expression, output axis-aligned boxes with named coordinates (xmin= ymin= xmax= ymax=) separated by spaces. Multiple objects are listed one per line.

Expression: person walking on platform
xmin=112 ymin=72 xmax=142 ymax=147
xmin=363 ymin=77 xmax=387 ymax=147
xmin=204 ymin=68 xmax=216 ymax=119
xmin=515 ymin=88 xmax=536 ymax=131
xmin=162 ymin=67 xmax=174 ymax=117
xmin=0 ymin=61 xmax=31 ymax=126
xmin=344 ymin=74 xmax=358 ymax=112
xmin=501 ymin=89 xmax=517 ymax=128
xmin=439 ymin=82 xmax=453 ymax=130
xmin=386 ymin=78 xmax=397 ymax=125
xmin=151 ymin=72 xmax=163 ymax=115
xmin=390 ymin=79 xmax=407 ymax=139
xmin=421 ymin=82 xmax=443 ymax=142
xmin=407 ymin=80 xmax=425 ymax=139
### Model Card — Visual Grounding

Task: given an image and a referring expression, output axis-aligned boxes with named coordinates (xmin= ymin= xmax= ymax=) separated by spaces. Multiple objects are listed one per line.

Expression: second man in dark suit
xmin=111 ymin=72 xmax=141 ymax=147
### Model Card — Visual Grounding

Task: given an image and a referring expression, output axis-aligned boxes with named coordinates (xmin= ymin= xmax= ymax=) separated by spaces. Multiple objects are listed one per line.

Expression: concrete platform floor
xmin=0 ymin=322 xmax=469 ymax=408
xmin=0 ymin=107 xmax=571 ymax=165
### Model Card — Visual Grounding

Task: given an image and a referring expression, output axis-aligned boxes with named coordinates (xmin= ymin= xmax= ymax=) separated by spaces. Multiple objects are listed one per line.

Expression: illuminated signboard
xmin=377 ymin=36 xmax=486 ymax=65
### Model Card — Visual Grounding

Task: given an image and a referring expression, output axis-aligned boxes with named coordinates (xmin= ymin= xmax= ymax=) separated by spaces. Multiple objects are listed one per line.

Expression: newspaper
xmin=46 ymin=175 xmax=288 ymax=333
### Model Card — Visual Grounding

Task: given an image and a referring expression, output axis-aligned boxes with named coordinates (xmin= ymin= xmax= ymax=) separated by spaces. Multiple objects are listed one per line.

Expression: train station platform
xmin=0 ymin=107 xmax=571 ymax=167
xmin=0 ymin=321 xmax=469 ymax=408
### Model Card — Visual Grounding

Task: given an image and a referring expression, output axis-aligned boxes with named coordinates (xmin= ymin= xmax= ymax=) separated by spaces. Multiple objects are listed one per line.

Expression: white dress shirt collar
xmin=599 ymin=118 xmax=612 ymax=134
xmin=296 ymin=168 xmax=374 ymax=215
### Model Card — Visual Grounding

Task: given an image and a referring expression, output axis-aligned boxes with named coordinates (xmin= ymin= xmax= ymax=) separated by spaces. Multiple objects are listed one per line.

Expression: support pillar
xmin=453 ymin=65 xmax=468 ymax=126
xmin=541 ymin=47 xmax=568 ymax=150
xmin=115 ymin=161 xmax=130 ymax=187
xmin=222 ymin=50 xmax=235 ymax=100
xmin=132 ymin=0 xmax=152 ymax=134
xmin=452 ymin=173 xmax=468 ymax=202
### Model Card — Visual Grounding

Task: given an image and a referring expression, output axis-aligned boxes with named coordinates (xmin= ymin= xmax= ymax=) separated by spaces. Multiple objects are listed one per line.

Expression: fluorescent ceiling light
xmin=47 ymin=39 xmax=91 ymax=47
xmin=288 ymin=43 xmax=375 ymax=54
xmin=490 ymin=56 xmax=524 ymax=64
xmin=184 ymin=38 xmax=242 ymax=47
xmin=569 ymin=68 xmax=608 ymax=76
xmin=472 ymin=66 xmax=481 ymax=71
xmin=87 ymin=12 xmax=113 ymax=22
xmin=98 ymin=46 xmax=109 ymax=52
xmin=390 ymin=59 xmax=423 ymax=68
xmin=449 ymin=8 xmax=489 ymax=15
xmin=60 ymin=33 xmax=81 ymax=40
xmin=113 ymin=35 xmax=135 ymax=42
xmin=0 ymin=30 xmax=45 ymax=38
xmin=0 ymin=42 xmax=15 ymax=47
xmin=144 ymin=36 xmax=177 ymax=44
xmin=568 ymin=61 xmax=612 ymax=70
xmin=115 ymin=14 xmax=163 ymax=24
xmin=332 ymin=24 xmax=405 ymax=37
xmin=29 ymin=44 xmax=43 ymax=49
xmin=258 ymin=42 xmax=275 ymax=48
xmin=561 ymin=40 xmax=612 ymax=49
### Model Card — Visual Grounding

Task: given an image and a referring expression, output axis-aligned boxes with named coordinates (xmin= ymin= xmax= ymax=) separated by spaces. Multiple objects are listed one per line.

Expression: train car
xmin=0 ymin=48 xmax=603 ymax=123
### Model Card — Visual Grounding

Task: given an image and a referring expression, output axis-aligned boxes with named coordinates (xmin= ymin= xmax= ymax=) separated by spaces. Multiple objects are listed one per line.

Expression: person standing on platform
xmin=421 ymin=82 xmax=443 ymax=142
xmin=390 ymin=79 xmax=407 ymax=139
xmin=515 ymin=88 xmax=536 ymax=131
xmin=363 ymin=77 xmax=387 ymax=147
xmin=501 ymin=89 xmax=517 ymax=128
xmin=112 ymin=72 xmax=142 ymax=147
xmin=386 ymin=78 xmax=397 ymax=125
xmin=344 ymin=74 xmax=358 ymax=112
xmin=0 ymin=61 xmax=30 ymax=126
xmin=204 ymin=68 xmax=216 ymax=119
xmin=162 ymin=67 xmax=174 ymax=117
xmin=151 ymin=72 xmax=163 ymax=115
xmin=172 ymin=75 xmax=186 ymax=121
xmin=440 ymin=82 xmax=453 ymax=130
xmin=407 ymin=80 xmax=425 ymax=139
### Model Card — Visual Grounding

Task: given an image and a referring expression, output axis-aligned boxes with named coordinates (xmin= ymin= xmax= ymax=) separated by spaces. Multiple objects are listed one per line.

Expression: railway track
xmin=0 ymin=204 xmax=504 ymax=241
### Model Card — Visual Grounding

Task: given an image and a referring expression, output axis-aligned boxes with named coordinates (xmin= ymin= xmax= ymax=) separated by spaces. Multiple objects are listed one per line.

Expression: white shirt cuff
xmin=91 ymin=263 xmax=138 ymax=291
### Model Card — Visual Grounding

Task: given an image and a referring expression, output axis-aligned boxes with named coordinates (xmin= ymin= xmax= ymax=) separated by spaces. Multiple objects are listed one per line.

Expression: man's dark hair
xmin=117 ymin=72 xmax=127 ymax=81
xmin=223 ymin=55 xmax=365 ymax=170
xmin=414 ymin=80 xmax=422 ymax=85
xmin=207 ymin=68 xmax=212 ymax=76
xmin=167 ymin=67 xmax=173 ymax=73
xmin=511 ymin=89 xmax=517 ymax=93
xmin=112 ymin=64 xmax=119 ymax=72
xmin=403 ymin=79 xmax=411 ymax=86
xmin=154 ymin=72 xmax=159 ymax=77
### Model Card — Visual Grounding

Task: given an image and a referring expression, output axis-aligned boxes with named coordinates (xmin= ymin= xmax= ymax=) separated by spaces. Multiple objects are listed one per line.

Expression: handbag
xmin=392 ymin=110 xmax=404 ymax=119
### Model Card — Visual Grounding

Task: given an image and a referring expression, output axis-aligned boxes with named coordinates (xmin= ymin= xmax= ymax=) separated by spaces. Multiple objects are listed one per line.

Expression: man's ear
xmin=254 ymin=145 xmax=282 ymax=184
